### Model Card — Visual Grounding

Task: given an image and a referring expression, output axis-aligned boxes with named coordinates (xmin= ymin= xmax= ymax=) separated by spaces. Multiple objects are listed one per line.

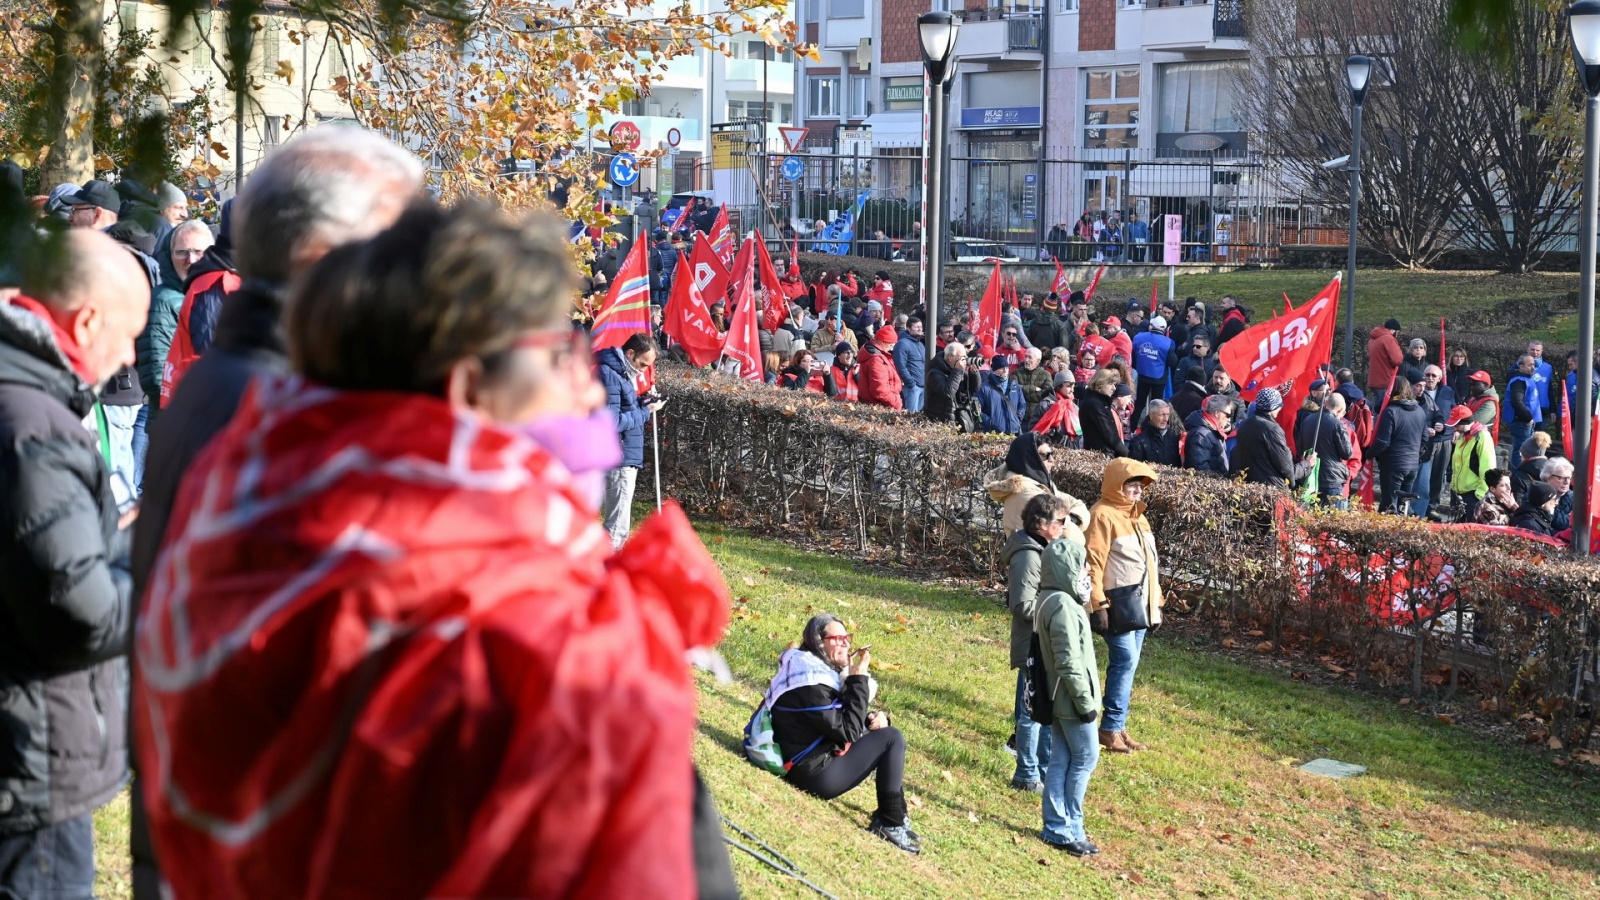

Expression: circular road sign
xmin=609 ymin=120 xmax=642 ymax=152
xmin=667 ymin=127 xmax=682 ymax=148
xmin=780 ymin=155 xmax=804 ymax=183
xmin=609 ymin=152 xmax=640 ymax=187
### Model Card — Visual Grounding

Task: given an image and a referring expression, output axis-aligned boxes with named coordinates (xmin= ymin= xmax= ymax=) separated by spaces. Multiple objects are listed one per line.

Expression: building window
xmin=828 ymin=0 xmax=865 ymax=18
xmin=804 ymin=0 xmax=821 ymax=20
xmin=742 ymin=40 xmax=794 ymax=63
xmin=1157 ymin=60 xmax=1243 ymax=134
xmin=1083 ymin=67 xmax=1139 ymax=149
xmin=1057 ymin=0 xmax=1078 ymax=11
xmin=261 ymin=20 xmax=280 ymax=72
xmin=808 ymin=77 xmax=840 ymax=118
xmin=848 ymin=76 xmax=870 ymax=118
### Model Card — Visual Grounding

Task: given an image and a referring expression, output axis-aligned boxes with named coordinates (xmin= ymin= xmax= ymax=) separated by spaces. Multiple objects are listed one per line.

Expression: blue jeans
xmin=1507 ymin=421 xmax=1532 ymax=469
xmin=902 ymin=384 xmax=924 ymax=414
xmin=103 ymin=404 xmax=140 ymax=510
xmin=1013 ymin=669 xmax=1051 ymax=784
xmin=1379 ymin=466 xmax=1417 ymax=514
xmin=0 ymin=813 xmax=95 ymax=899
xmin=1101 ymin=628 xmax=1147 ymax=734
xmin=1409 ymin=458 xmax=1433 ymax=517
xmin=1041 ymin=717 xmax=1100 ymax=846
xmin=131 ymin=402 xmax=149 ymax=497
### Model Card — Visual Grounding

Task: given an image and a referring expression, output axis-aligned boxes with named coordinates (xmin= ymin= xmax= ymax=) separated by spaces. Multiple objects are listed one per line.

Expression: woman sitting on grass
xmin=764 ymin=614 xmax=918 ymax=854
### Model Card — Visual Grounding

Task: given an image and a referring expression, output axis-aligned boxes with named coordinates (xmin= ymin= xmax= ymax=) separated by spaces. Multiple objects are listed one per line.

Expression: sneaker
xmin=1010 ymin=779 xmax=1044 ymax=794
xmin=872 ymin=814 xmax=920 ymax=843
xmin=868 ymin=821 xmax=921 ymax=854
xmin=1004 ymin=732 xmax=1018 ymax=756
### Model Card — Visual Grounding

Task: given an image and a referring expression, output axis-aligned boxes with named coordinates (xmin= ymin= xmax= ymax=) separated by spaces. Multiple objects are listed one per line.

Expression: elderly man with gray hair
xmin=129 ymin=125 xmax=424 ymax=899
xmin=1542 ymin=456 xmax=1576 ymax=533
xmin=1015 ymin=346 xmax=1053 ymax=421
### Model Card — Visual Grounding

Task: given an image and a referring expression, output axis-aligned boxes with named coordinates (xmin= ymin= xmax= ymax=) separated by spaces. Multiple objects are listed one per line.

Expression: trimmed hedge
xmin=651 ymin=365 xmax=1600 ymax=747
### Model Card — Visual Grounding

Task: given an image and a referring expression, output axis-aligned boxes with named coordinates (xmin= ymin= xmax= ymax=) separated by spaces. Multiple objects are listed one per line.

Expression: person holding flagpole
xmin=598 ymin=334 xmax=663 ymax=549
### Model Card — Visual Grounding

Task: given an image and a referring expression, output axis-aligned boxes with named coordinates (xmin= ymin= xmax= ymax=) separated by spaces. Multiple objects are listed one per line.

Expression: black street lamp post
xmin=1569 ymin=0 xmax=1600 ymax=555
xmin=1342 ymin=54 xmax=1372 ymax=372
xmin=919 ymin=11 xmax=960 ymax=364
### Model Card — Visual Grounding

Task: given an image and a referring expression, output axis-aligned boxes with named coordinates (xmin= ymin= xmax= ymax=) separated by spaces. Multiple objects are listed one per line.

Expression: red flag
xmin=1051 ymin=258 xmax=1072 ymax=296
xmin=1150 ymin=279 xmax=1159 ymax=315
xmin=590 ymin=239 xmax=652 ymax=352
xmin=791 ymin=233 xmax=800 ymax=266
xmin=1283 ymin=292 xmax=1293 ymax=314
xmin=1219 ymin=273 xmax=1342 ymax=401
xmin=1082 ymin=264 xmax=1107 ymax=303
xmin=1439 ymin=317 xmax=1446 ymax=371
xmin=634 ymin=364 xmax=655 ymax=397
xmin=1589 ymin=412 xmax=1600 ymax=543
xmin=726 ymin=235 xmax=755 ymax=303
xmin=1278 ymin=364 xmax=1331 ymax=457
xmin=973 ymin=262 xmax=1004 ymax=361
xmin=689 ymin=235 xmax=729 ymax=304
xmin=1032 ymin=395 xmax=1079 ymax=437
xmin=1563 ymin=380 xmax=1575 ymax=462
xmin=720 ymin=256 xmax=763 ymax=382
xmin=755 ymin=233 xmax=786 ymax=313
xmin=664 ymin=255 xmax=725 ymax=367
xmin=710 ymin=205 xmax=734 ymax=267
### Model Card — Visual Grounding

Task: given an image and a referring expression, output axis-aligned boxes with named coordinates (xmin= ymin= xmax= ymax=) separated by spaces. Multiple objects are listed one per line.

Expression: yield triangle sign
xmin=779 ymin=126 xmax=809 ymax=153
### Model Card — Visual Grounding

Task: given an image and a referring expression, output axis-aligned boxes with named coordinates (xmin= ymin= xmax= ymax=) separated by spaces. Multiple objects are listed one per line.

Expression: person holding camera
xmin=599 ymin=333 xmax=665 ymax=549
xmin=765 ymin=614 xmax=918 ymax=853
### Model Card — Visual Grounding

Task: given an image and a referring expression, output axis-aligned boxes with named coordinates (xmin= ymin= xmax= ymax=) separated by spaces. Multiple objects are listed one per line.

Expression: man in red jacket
xmin=1366 ymin=318 xmax=1403 ymax=408
xmin=858 ymin=325 xmax=904 ymax=409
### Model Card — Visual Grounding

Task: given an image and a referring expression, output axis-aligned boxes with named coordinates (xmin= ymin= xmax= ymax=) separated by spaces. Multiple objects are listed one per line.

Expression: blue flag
xmin=813 ymin=192 xmax=870 ymax=255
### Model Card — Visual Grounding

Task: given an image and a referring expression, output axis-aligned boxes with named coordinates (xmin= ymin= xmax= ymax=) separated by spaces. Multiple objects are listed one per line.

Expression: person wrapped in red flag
xmin=134 ymin=202 xmax=735 ymax=900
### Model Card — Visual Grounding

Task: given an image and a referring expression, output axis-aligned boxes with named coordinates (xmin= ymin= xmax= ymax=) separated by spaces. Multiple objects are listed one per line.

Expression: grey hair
xmin=1025 ymin=347 xmax=1042 ymax=363
xmin=944 ymin=341 xmax=966 ymax=360
xmin=1203 ymin=395 xmax=1232 ymax=415
xmin=1146 ymin=399 xmax=1171 ymax=414
xmin=170 ymin=218 xmax=213 ymax=245
xmin=1544 ymin=457 xmax=1575 ymax=480
xmin=233 ymin=125 xmax=425 ymax=283
xmin=1326 ymin=393 xmax=1347 ymax=413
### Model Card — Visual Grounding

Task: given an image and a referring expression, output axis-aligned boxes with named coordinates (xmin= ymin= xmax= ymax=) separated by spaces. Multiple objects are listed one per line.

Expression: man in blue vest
xmin=1131 ymin=315 xmax=1173 ymax=422
xmin=1505 ymin=354 xmax=1542 ymax=470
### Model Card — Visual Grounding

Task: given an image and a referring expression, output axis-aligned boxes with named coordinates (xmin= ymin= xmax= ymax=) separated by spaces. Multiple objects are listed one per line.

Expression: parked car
xmin=951 ymin=240 xmax=1021 ymax=263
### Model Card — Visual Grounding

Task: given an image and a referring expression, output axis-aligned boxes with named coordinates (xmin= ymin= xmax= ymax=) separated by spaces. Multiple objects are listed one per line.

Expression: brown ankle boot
xmin=1120 ymin=730 xmax=1148 ymax=751
xmin=1098 ymin=729 xmax=1131 ymax=753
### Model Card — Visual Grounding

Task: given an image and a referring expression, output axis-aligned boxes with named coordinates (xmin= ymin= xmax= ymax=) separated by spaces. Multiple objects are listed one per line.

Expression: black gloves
xmin=1089 ymin=609 xmax=1109 ymax=635
xmin=1077 ymin=710 xmax=1099 ymax=725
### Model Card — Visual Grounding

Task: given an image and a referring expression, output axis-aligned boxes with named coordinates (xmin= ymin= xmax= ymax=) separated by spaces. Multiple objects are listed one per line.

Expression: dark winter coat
xmin=1182 ymin=416 xmax=1229 ymax=476
xmin=1127 ymin=418 xmax=1181 ymax=467
xmin=1026 ymin=310 xmax=1069 ymax=351
xmin=1511 ymin=457 xmax=1547 ymax=507
xmin=1079 ymin=391 xmax=1126 ymax=457
xmin=598 ymin=347 xmax=652 ymax=468
xmin=1231 ymin=410 xmax=1311 ymax=488
xmin=1508 ymin=504 xmax=1555 ymax=536
xmin=0 ymin=300 xmax=131 ymax=834
xmin=1170 ymin=380 xmax=1207 ymax=423
xmin=1371 ymin=398 xmax=1429 ymax=473
xmin=925 ymin=354 xmax=978 ymax=424
xmin=770 ymin=670 xmax=871 ymax=780
xmin=135 ymin=227 xmax=186 ymax=400
xmin=1295 ymin=409 xmax=1354 ymax=495
xmin=976 ymin=372 xmax=1024 ymax=435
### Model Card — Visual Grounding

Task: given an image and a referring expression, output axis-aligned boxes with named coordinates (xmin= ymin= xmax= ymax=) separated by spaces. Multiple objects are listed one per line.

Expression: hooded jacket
xmin=1035 ymin=537 xmax=1098 ymax=724
xmin=1366 ymin=326 xmax=1403 ymax=390
xmin=857 ymin=340 xmax=903 ymax=409
xmin=984 ymin=434 xmax=1090 ymax=537
xmin=0 ymin=299 xmax=131 ymax=835
xmin=1084 ymin=458 xmax=1162 ymax=625
xmin=1371 ymin=397 xmax=1429 ymax=472
xmin=1511 ymin=456 xmax=1547 ymax=507
xmin=1003 ymin=529 xmax=1045 ymax=669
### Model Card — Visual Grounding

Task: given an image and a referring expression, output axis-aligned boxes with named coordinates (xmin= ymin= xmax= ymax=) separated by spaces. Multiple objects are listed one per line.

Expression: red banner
xmin=1051 ymin=259 xmax=1071 ymax=297
xmin=973 ymin=262 xmax=1004 ymax=362
xmin=664 ymin=255 xmax=724 ymax=367
xmin=689 ymin=235 xmax=728 ymax=304
xmin=710 ymin=204 xmax=734 ymax=267
xmin=721 ymin=256 xmax=763 ymax=382
xmin=1219 ymin=273 xmax=1342 ymax=401
xmin=753 ymin=232 xmax=788 ymax=332
xmin=1082 ymin=264 xmax=1107 ymax=303
xmin=590 ymin=238 xmax=652 ymax=353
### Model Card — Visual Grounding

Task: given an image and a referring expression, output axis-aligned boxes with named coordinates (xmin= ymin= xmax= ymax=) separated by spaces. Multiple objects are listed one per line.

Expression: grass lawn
xmin=695 ymin=522 xmax=1600 ymax=900
xmin=1091 ymin=269 xmax=1577 ymax=332
xmin=91 ymin=517 xmax=1600 ymax=899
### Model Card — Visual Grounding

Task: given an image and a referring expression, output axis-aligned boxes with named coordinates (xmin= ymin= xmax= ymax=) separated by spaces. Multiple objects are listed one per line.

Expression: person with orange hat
xmin=857 ymin=325 xmax=904 ymax=410
xmin=1463 ymin=369 xmax=1500 ymax=443
xmin=1096 ymin=315 xmax=1132 ymax=367
xmin=1449 ymin=403 xmax=1495 ymax=521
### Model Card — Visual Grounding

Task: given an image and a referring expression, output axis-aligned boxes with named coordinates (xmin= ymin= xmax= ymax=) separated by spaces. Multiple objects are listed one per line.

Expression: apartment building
xmin=795 ymin=0 xmax=1254 ymax=250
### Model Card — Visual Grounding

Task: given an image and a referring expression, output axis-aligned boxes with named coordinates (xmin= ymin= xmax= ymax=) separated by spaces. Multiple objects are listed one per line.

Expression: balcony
xmin=954 ymin=12 xmax=1044 ymax=61
xmin=1142 ymin=0 xmax=1247 ymax=50
xmin=724 ymin=58 xmax=795 ymax=91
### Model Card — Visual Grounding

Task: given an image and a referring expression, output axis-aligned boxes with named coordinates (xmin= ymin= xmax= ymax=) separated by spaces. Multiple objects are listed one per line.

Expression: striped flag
xmin=710 ymin=205 xmax=735 ymax=267
xmin=590 ymin=239 xmax=652 ymax=352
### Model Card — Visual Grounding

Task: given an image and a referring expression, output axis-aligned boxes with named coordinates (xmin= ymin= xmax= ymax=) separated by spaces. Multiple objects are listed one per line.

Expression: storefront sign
xmin=1164 ymin=215 xmax=1183 ymax=266
xmin=885 ymin=84 xmax=924 ymax=102
xmin=959 ymin=106 xmax=1042 ymax=128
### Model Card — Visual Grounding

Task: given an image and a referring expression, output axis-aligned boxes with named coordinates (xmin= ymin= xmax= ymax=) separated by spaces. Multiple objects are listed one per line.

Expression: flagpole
xmin=652 ymin=416 xmax=663 ymax=512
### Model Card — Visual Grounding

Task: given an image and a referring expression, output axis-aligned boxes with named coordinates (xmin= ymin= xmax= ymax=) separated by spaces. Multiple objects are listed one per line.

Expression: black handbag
xmin=1105 ymin=583 xmax=1150 ymax=635
xmin=957 ymin=398 xmax=983 ymax=434
xmin=1025 ymin=632 xmax=1053 ymax=726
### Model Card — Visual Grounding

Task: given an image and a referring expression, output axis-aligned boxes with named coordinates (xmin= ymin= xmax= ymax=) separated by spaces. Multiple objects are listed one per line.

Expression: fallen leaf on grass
xmin=1548 ymin=736 xmax=1564 ymax=751
xmin=1242 ymin=836 xmax=1257 ymax=847
xmin=1254 ymin=641 xmax=1274 ymax=653
xmin=876 ymin=661 xmax=903 ymax=671
xmin=1573 ymin=749 xmax=1600 ymax=766
xmin=1217 ymin=833 xmax=1233 ymax=844
xmin=940 ymin=770 xmax=955 ymax=784
xmin=883 ymin=623 xmax=906 ymax=634
xmin=835 ymin=599 xmax=852 ymax=607
xmin=1398 ymin=697 xmax=1413 ymax=705
xmin=1246 ymin=630 xmax=1265 ymax=638
xmin=1036 ymin=857 xmax=1051 ymax=866
xmin=967 ymin=811 xmax=980 ymax=823
xmin=1220 ymin=638 xmax=1239 ymax=649
xmin=758 ymin=567 xmax=771 ymax=575
xmin=1436 ymin=713 xmax=1457 ymax=725
xmin=895 ymin=614 xmax=913 ymax=625
xmin=969 ymin=613 xmax=983 ymax=621
xmin=907 ymin=793 xmax=924 ymax=809
xmin=741 ymin=576 xmax=756 ymax=587
xmin=1011 ymin=834 xmax=1023 ymax=844
xmin=1163 ymin=825 xmax=1178 ymax=837
xmin=1123 ymin=872 xmax=1148 ymax=885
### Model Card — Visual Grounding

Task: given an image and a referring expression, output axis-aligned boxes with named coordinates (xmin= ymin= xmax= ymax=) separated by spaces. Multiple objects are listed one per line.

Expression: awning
xmin=861 ymin=112 xmax=923 ymax=148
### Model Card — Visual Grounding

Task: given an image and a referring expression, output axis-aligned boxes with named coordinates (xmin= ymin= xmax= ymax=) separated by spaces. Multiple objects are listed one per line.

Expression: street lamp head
xmin=1570 ymin=0 xmax=1600 ymax=95
xmin=918 ymin=11 xmax=960 ymax=78
xmin=1345 ymin=55 xmax=1373 ymax=105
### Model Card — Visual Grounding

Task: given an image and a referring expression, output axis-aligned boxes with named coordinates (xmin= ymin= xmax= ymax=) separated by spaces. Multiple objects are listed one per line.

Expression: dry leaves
xmin=1436 ymin=713 xmax=1457 ymax=725
xmin=907 ymin=793 xmax=924 ymax=809
xmin=940 ymin=770 xmax=955 ymax=784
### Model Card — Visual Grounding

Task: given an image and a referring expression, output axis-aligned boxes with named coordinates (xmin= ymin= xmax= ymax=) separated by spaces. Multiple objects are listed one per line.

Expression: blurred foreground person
xmin=133 ymin=201 xmax=735 ymax=898
xmin=0 ymin=230 xmax=149 ymax=896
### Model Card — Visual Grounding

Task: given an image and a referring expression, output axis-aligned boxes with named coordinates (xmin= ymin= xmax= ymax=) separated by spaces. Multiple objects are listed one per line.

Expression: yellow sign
xmin=712 ymin=131 xmax=740 ymax=170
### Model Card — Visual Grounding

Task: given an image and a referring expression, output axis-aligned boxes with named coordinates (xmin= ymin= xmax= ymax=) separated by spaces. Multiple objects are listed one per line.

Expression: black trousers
xmin=787 ymin=727 xmax=907 ymax=825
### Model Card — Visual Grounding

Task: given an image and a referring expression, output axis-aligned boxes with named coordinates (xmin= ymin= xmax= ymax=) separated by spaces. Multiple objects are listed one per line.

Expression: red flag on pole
xmin=710 ymin=205 xmax=734 ymax=267
xmin=664 ymin=254 xmax=725 ymax=367
xmin=689 ymin=235 xmax=729 ymax=304
xmin=1082 ymin=264 xmax=1107 ymax=303
xmin=590 ymin=239 xmax=652 ymax=352
xmin=753 ymin=232 xmax=788 ymax=332
xmin=1150 ymin=279 xmax=1159 ymax=314
xmin=1219 ymin=273 xmax=1342 ymax=400
xmin=1564 ymin=380 xmax=1575 ymax=462
xmin=1589 ymin=412 xmax=1600 ymax=550
xmin=720 ymin=256 xmax=764 ymax=382
xmin=1439 ymin=317 xmax=1447 ymax=371
xmin=726 ymin=234 xmax=755 ymax=302
xmin=973 ymin=262 xmax=1004 ymax=360
xmin=1051 ymin=258 xmax=1072 ymax=296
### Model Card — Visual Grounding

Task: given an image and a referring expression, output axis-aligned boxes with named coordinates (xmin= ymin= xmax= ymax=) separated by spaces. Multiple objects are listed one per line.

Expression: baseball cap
xmin=1102 ymin=316 xmax=1121 ymax=329
xmin=67 ymin=180 xmax=119 ymax=213
xmin=1148 ymin=315 xmax=1167 ymax=332
xmin=1446 ymin=404 xmax=1474 ymax=426
xmin=1468 ymin=370 xmax=1492 ymax=384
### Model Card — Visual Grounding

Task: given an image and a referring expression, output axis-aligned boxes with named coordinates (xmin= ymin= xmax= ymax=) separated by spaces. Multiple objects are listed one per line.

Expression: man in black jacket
xmin=1231 ymin=388 xmax=1314 ymax=489
xmin=925 ymin=341 xmax=981 ymax=425
xmin=1295 ymin=391 xmax=1355 ymax=508
xmin=0 ymin=229 xmax=150 ymax=894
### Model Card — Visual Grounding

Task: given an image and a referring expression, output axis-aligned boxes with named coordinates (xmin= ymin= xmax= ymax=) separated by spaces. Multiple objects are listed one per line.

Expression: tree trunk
xmin=40 ymin=0 xmax=102 ymax=187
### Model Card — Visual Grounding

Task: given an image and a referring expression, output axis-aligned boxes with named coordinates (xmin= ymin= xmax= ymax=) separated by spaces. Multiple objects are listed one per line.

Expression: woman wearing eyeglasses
xmin=134 ymin=202 xmax=735 ymax=899
xmin=764 ymin=613 xmax=917 ymax=853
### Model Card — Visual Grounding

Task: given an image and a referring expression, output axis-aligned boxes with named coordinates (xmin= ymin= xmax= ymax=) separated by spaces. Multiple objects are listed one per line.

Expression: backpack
xmin=161 ymin=269 xmax=242 ymax=406
xmin=742 ymin=698 xmax=841 ymax=776
xmin=1025 ymin=632 xmax=1053 ymax=726
xmin=1348 ymin=398 xmax=1375 ymax=450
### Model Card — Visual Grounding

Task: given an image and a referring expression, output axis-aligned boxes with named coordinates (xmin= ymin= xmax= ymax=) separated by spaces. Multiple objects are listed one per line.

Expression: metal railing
xmin=1214 ymin=0 xmax=1245 ymax=38
xmin=1007 ymin=14 xmax=1044 ymax=51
